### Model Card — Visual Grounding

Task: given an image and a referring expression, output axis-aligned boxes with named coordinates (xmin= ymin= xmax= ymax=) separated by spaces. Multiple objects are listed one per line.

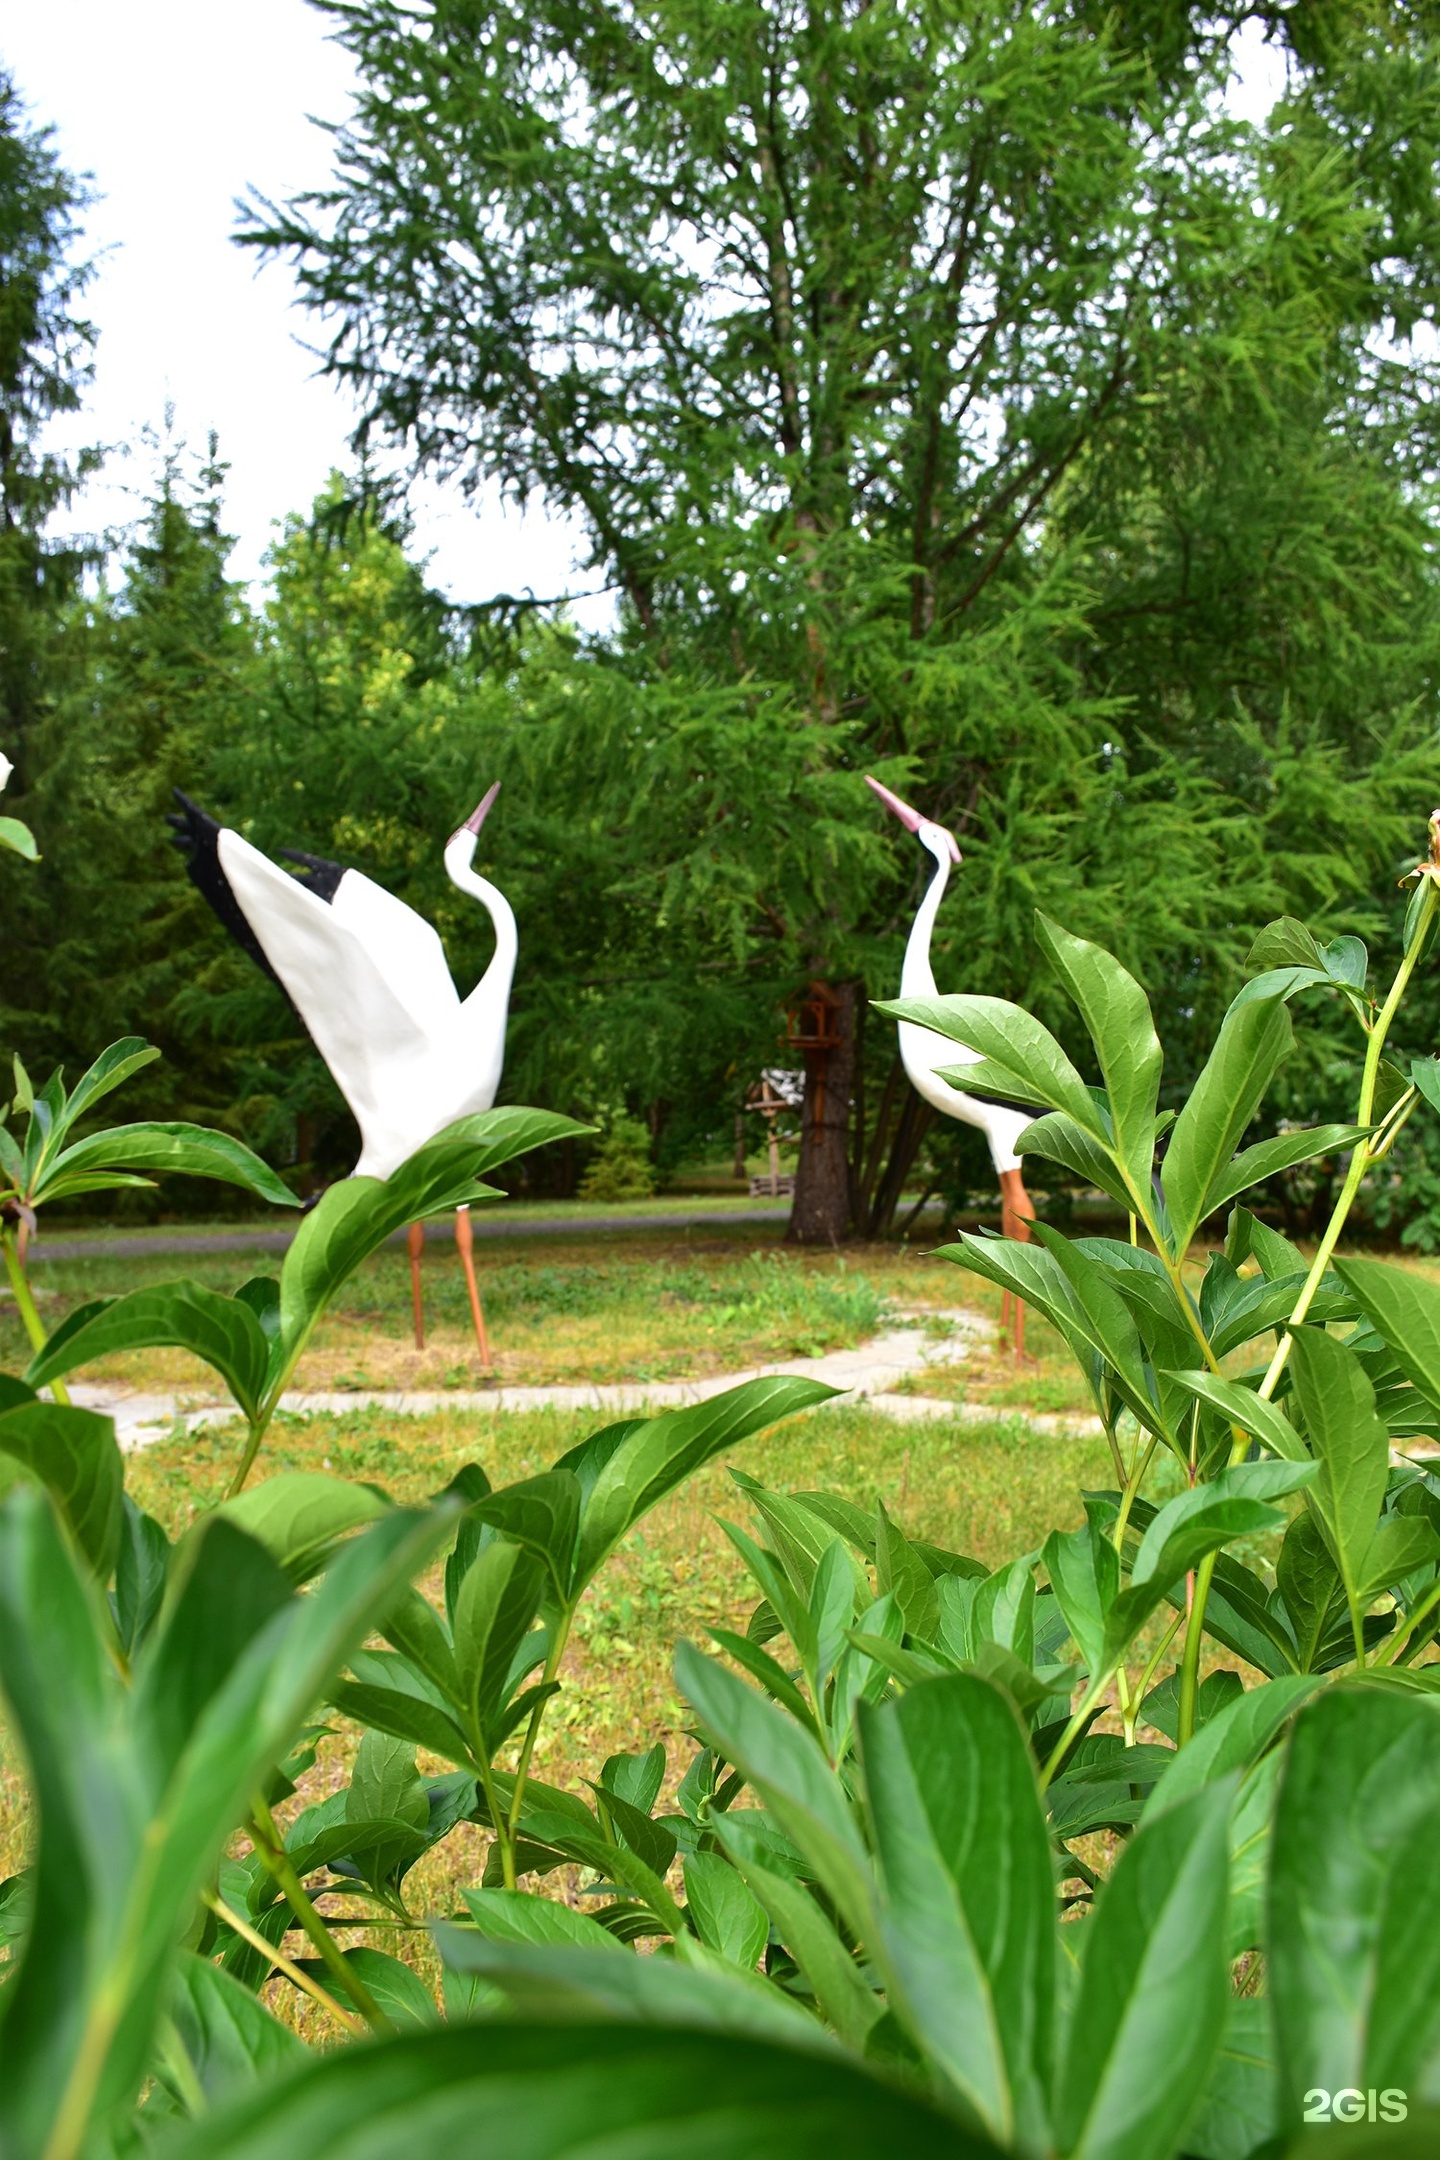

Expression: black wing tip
xmin=168 ymin=797 xmax=347 ymax=905
xmin=276 ymin=844 xmax=348 ymax=904
xmin=166 ymin=788 xmax=289 ymax=995
xmin=167 ymin=790 xmax=221 ymax=857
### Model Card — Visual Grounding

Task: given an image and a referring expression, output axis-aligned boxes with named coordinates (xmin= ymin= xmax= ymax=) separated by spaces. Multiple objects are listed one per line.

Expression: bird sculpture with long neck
xmin=170 ymin=785 xmax=517 ymax=1361
xmin=867 ymin=774 xmax=1035 ymax=1353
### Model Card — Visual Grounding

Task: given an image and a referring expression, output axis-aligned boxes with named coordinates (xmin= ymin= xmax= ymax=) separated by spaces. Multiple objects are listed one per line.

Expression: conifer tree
xmin=3 ymin=439 xmax=257 ymax=1128
xmin=0 ymin=67 xmax=96 ymax=932
xmin=246 ymin=0 xmax=1440 ymax=1239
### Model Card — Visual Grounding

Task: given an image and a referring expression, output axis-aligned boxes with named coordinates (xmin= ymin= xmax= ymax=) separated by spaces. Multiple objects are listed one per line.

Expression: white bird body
xmin=892 ymin=825 xmax=1032 ymax=1175
xmin=868 ymin=774 xmax=1034 ymax=1351
xmin=215 ymin=822 xmax=515 ymax=1178
xmin=172 ymin=784 xmax=515 ymax=1362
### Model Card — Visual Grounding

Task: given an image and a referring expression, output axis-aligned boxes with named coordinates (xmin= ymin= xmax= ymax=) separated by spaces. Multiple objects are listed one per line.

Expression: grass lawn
xmin=0 ymin=1391 xmax=1115 ymax=1935
xmin=4 ymin=1225 xmax=978 ymax=1396
xmin=3 ymin=1215 xmax=1429 ymax=2020
xmin=4 ymin=1219 xmax=1111 ymax=1924
xmin=28 ymin=1190 xmax=801 ymax=1245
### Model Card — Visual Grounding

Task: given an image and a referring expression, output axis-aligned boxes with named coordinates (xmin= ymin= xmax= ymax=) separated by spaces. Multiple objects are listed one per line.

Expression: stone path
xmin=64 ymin=1308 xmax=1105 ymax=1451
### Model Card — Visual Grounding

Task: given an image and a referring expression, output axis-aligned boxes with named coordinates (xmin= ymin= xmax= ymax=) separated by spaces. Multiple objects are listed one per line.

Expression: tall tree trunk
xmin=864 ymin=1086 xmax=934 ymax=1239
xmin=854 ymin=1052 xmax=903 ymax=1223
xmin=847 ymin=989 xmax=867 ymax=1227
xmin=787 ymin=979 xmax=859 ymax=1245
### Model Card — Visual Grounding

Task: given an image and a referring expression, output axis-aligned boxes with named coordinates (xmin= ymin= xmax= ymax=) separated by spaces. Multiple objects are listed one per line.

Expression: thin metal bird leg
xmin=407 ymin=1222 xmax=426 ymax=1350
xmin=999 ymin=1169 xmax=1036 ymax=1360
xmin=454 ymin=1205 xmax=492 ymax=1370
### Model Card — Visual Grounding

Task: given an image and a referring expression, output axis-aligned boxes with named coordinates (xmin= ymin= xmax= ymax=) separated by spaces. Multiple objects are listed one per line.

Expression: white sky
xmin=3 ymin=0 xmax=609 ymax=620
xmin=6 ymin=4 xmax=1289 ymax=621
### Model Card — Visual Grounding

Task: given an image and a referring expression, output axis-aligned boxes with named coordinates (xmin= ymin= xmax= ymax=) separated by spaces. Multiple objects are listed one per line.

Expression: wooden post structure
xmin=743 ymin=1070 xmax=803 ymax=1197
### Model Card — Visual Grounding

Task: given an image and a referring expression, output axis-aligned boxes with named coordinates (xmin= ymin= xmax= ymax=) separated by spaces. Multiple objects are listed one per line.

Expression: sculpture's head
xmin=446 ymin=782 xmax=501 ymax=872
xmin=456 ymin=781 xmax=500 ymax=843
xmin=865 ymin=774 xmax=961 ymax=865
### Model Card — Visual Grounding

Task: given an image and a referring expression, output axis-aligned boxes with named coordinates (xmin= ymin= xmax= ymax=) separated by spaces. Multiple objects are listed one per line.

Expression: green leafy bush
xmin=578 ymin=1113 xmax=657 ymax=1203
xmin=1 ymin=1036 xmax=300 ymax=1411
xmin=0 ymin=750 xmax=36 ymax=862
xmin=8 ymin=830 xmax=1440 ymax=2152
xmin=0 ymin=1092 xmax=838 ymax=2155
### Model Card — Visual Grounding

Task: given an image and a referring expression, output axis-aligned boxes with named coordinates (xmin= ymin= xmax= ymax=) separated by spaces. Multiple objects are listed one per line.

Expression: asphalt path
xmin=25 ymin=1202 xmax=796 ymax=1263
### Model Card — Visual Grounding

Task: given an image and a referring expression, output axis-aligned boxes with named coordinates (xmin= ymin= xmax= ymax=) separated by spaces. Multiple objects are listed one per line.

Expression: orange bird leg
xmin=455 ymin=1205 xmax=492 ymax=1369
xmin=407 ymin=1221 xmax=426 ymax=1350
xmin=999 ymin=1168 xmax=1036 ymax=1358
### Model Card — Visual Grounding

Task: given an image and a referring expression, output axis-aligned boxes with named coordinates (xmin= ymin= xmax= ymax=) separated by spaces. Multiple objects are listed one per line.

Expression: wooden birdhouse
xmin=784 ymin=981 xmax=843 ymax=1055
xmin=783 ymin=981 xmax=843 ymax=1148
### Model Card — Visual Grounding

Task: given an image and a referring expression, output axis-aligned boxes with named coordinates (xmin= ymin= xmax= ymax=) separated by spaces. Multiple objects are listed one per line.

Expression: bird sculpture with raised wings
xmin=171 ymin=785 xmax=515 ymax=1362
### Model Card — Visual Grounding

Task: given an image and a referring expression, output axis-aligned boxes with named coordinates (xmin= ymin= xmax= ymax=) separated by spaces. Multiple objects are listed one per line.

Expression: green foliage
xmin=0 ymin=1035 xmax=303 ymax=1418
xmin=10 ymin=872 xmax=1440 ymax=2151
xmin=0 ymin=1489 xmax=442 ymax=2156
xmin=577 ymin=1113 xmax=656 ymax=1203
xmin=0 ymin=813 xmax=35 ymax=861
xmin=0 ymin=752 xmax=36 ymax=861
xmin=0 ymin=67 xmax=96 ymax=861
xmin=0 ymin=1068 xmax=839 ymax=2154
xmin=2 ymin=443 xmax=258 ymax=1125
xmin=227 ymin=0 xmax=1440 ymax=1236
xmin=162 ymin=2025 xmax=970 ymax=2160
xmin=27 ymin=1103 xmax=585 ymax=1491
xmin=449 ymin=1632 xmax=1440 ymax=2159
xmin=1 ymin=1036 xmax=298 ymax=1217
xmin=10 ymin=12 xmax=1440 ymax=1238
xmin=11 ymin=6 xmax=1440 ymax=2144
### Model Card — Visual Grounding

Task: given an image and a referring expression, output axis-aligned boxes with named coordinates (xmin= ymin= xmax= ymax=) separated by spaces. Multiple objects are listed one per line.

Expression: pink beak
xmin=456 ymin=781 xmax=501 ymax=842
xmin=866 ymin=774 xmax=923 ymax=831
xmin=865 ymin=773 xmax=960 ymax=863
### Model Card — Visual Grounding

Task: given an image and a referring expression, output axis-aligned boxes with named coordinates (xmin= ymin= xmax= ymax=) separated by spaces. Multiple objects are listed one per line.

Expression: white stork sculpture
xmin=867 ymin=774 xmax=1036 ymax=1354
xmin=172 ymin=785 xmax=516 ymax=1362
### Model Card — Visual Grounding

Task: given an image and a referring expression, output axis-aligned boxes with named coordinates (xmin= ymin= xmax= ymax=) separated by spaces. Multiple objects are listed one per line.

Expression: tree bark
xmin=787 ymin=979 xmax=859 ymax=1245
xmin=847 ymin=989 xmax=867 ymax=1226
xmin=855 ymin=1053 xmax=903 ymax=1223
xmin=864 ymin=1085 xmax=934 ymax=1239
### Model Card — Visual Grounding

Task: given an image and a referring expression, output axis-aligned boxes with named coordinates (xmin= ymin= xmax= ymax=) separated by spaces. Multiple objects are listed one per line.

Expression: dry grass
xmin=3 ymin=1227 xmax=970 ymax=1398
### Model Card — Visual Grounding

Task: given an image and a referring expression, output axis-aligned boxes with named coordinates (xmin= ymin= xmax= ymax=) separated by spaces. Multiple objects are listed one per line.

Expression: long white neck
xmin=443 ymin=839 xmax=518 ymax=1109
xmin=900 ymin=841 xmax=951 ymax=998
xmin=448 ymin=858 xmax=518 ymax=1007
